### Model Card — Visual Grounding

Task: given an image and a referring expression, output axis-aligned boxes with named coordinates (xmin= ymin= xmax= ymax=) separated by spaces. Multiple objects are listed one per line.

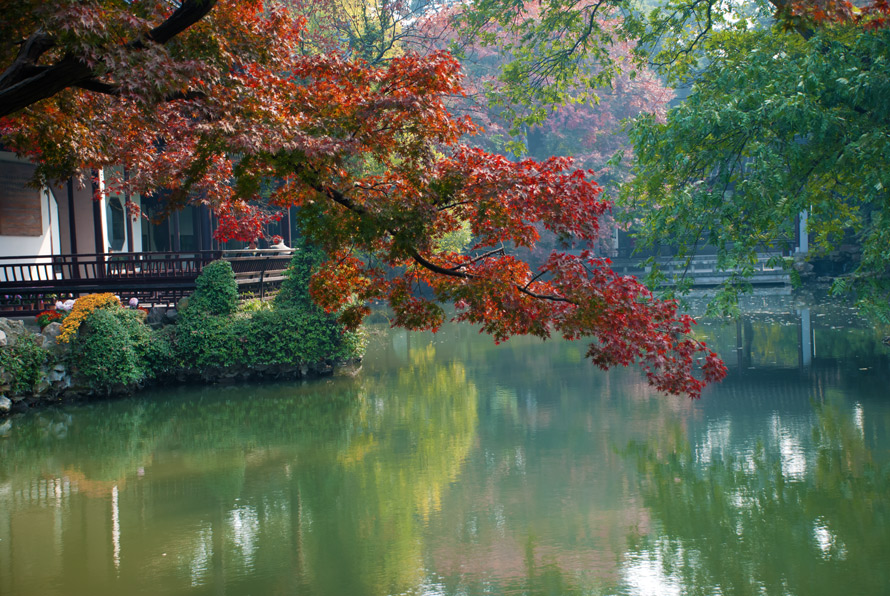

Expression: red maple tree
xmin=0 ymin=0 xmax=726 ymax=397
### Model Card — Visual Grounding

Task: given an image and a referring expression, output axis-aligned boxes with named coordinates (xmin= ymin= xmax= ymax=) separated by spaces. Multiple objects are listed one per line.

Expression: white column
xmin=797 ymin=210 xmax=808 ymax=254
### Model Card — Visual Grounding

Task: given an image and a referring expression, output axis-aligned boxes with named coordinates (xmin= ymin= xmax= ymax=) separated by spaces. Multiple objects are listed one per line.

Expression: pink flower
xmin=56 ymin=299 xmax=75 ymax=311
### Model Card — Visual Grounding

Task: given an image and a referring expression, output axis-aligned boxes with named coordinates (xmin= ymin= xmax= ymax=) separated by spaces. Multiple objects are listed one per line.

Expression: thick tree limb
xmin=139 ymin=0 xmax=218 ymax=47
xmin=0 ymin=0 xmax=217 ymax=117
xmin=0 ymin=31 xmax=55 ymax=91
xmin=0 ymin=56 xmax=94 ymax=117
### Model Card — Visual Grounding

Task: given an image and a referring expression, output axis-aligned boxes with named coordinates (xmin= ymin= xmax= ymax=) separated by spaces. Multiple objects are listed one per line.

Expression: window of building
xmin=106 ymin=196 xmax=126 ymax=251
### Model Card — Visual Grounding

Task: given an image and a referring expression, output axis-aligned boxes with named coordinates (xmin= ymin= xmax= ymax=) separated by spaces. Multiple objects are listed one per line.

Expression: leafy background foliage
xmin=621 ymin=22 xmax=890 ymax=317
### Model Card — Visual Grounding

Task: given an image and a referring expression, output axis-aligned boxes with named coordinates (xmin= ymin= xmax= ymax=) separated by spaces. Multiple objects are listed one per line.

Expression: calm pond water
xmin=1 ymin=297 xmax=889 ymax=595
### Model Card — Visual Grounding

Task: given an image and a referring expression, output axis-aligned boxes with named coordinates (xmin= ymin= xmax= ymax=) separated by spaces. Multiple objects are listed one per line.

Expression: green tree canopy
xmin=621 ymin=15 xmax=890 ymax=315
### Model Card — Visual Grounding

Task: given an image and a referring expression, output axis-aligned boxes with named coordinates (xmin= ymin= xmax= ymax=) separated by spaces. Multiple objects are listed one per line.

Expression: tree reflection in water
xmin=625 ymin=399 xmax=890 ymax=596
xmin=1 ymin=301 xmax=888 ymax=596
xmin=0 ymin=339 xmax=478 ymax=596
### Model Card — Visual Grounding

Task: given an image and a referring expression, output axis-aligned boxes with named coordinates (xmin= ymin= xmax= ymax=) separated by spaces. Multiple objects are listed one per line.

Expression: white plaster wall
xmin=0 ymin=152 xmax=57 ymax=257
xmin=0 ymin=153 xmax=60 ymax=282
xmin=3 ymin=159 xmax=145 ymax=264
xmin=0 ymin=186 xmax=52 ymax=257
xmin=129 ymin=193 xmax=143 ymax=252
xmin=72 ymin=177 xmax=102 ymax=254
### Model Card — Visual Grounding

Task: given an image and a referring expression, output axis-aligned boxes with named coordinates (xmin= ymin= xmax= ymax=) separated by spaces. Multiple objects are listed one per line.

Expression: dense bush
xmin=174 ymin=309 xmax=361 ymax=370
xmin=175 ymin=244 xmax=362 ymax=368
xmin=144 ymin=326 xmax=178 ymax=377
xmin=0 ymin=335 xmax=48 ymax=395
xmin=174 ymin=312 xmax=249 ymax=369
xmin=244 ymin=308 xmax=353 ymax=365
xmin=70 ymin=307 xmax=152 ymax=389
xmin=190 ymin=260 xmax=238 ymax=316
xmin=275 ymin=240 xmax=324 ymax=312
xmin=269 ymin=240 xmax=366 ymax=362
xmin=173 ymin=242 xmax=363 ymax=371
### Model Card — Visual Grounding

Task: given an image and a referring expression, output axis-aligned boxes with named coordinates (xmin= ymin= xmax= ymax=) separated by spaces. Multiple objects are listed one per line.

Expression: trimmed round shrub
xmin=190 ymin=260 xmax=238 ymax=316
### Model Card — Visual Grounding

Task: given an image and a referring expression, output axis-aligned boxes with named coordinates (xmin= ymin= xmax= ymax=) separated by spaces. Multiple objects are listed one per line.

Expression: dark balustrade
xmin=0 ymin=249 xmax=293 ymax=316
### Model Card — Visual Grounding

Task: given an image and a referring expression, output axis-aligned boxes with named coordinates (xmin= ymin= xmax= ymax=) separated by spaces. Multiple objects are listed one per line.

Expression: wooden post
xmin=171 ymin=211 xmax=181 ymax=252
xmin=210 ymin=211 xmax=219 ymax=252
xmin=92 ymin=171 xmax=105 ymax=278
xmin=282 ymin=206 xmax=292 ymax=246
xmin=124 ymin=169 xmax=134 ymax=253
xmin=66 ymin=178 xmax=80 ymax=280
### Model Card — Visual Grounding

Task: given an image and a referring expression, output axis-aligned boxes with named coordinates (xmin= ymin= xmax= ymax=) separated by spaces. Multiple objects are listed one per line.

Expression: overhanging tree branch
xmin=408 ymin=248 xmax=574 ymax=304
xmin=316 ymin=174 xmax=575 ymax=303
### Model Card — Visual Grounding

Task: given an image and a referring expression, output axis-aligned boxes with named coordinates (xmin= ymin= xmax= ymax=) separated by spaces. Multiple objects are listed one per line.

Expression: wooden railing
xmin=221 ymin=248 xmax=294 ymax=299
xmin=0 ymin=249 xmax=294 ymax=316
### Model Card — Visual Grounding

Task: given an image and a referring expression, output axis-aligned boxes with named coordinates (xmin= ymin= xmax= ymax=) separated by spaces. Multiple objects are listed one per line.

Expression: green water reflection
xmin=1 ymin=300 xmax=888 ymax=595
xmin=625 ymin=398 xmax=890 ymax=596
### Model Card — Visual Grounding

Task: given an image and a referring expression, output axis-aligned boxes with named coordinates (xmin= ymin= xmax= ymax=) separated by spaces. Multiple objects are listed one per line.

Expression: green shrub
xmin=270 ymin=239 xmax=365 ymax=360
xmin=275 ymin=240 xmax=325 ymax=312
xmin=243 ymin=308 xmax=352 ymax=366
xmin=171 ymin=243 xmax=365 ymax=373
xmin=174 ymin=312 xmax=250 ymax=369
xmin=174 ymin=308 xmax=363 ymax=371
xmin=0 ymin=335 xmax=48 ymax=395
xmin=144 ymin=326 xmax=178 ymax=377
xmin=190 ymin=260 xmax=238 ymax=316
xmin=70 ymin=308 xmax=152 ymax=389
